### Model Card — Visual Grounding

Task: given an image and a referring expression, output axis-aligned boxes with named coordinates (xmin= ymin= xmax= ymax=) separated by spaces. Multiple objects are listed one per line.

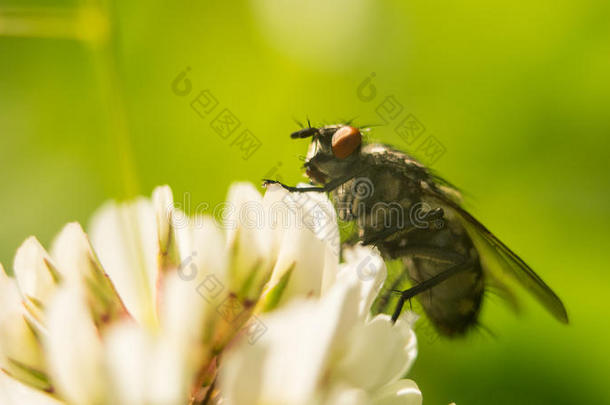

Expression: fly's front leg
xmin=262 ymin=173 xmax=358 ymax=193
xmin=262 ymin=180 xmax=325 ymax=192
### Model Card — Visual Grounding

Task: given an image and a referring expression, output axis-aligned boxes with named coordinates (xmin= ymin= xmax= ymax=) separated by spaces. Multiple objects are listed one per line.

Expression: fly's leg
xmin=361 ymin=207 xmax=444 ymax=246
xmin=262 ymin=179 xmax=325 ymax=192
xmin=362 ymin=225 xmax=411 ymax=246
xmin=262 ymin=173 xmax=358 ymax=193
xmin=390 ymin=247 xmax=474 ymax=323
xmin=391 ymin=259 xmax=474 ymax=322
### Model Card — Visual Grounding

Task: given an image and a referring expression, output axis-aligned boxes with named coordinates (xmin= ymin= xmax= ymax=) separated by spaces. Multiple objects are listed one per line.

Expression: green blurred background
xmin=1 ymin=0 xmax=609 ymax=403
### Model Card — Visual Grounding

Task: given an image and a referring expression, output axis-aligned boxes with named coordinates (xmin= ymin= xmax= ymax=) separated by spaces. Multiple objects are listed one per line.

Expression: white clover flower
xmin=0 ymin=183 xmax=422 ymax=405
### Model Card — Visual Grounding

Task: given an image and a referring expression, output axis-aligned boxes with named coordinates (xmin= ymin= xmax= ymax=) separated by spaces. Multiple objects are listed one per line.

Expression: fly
xmin=263 ymin=123 xmax=568 ymax=337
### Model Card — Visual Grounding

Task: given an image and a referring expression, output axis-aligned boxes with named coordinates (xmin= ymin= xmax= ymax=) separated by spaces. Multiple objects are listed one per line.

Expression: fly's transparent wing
xmin=438 ymin=196 xmax=568 ymax=323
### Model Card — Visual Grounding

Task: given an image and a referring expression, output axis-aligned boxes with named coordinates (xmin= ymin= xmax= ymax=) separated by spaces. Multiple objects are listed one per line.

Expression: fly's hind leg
xmin=390 ymin=247 xmax=475 ymax=323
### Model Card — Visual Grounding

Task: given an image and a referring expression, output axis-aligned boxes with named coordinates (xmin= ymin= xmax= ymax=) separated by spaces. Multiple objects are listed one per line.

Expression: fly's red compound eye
xmin=331 ymin=126 xmax=362 ymax=159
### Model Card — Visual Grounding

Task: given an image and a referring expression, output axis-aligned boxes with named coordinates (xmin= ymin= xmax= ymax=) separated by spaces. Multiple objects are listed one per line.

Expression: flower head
xmin=0 ymin=183 xmax=422 ymax=405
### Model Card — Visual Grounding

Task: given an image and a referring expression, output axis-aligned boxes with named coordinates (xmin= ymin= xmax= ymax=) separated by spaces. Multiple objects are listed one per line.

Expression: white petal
xmin=295 ymin=184 xmax=340 ymax=251
xmin=219 ymin=340 xmax=266 ymax=405
xmin=320 ymin=242 xmax=341 ymax=295
xmin=262 ymin=184 xmax=340 ymax=307
xmin=147 ymin=335 xmax=188 ymax=405
xmin=158 ymin=271 xmax=211 ymax=355
xmin=325 ymin=385 xmax=368 ymax=405
xmin=337 ymin=244 xmax=387 ymax=317
xmin=0 ymin=274 xmax=44 ymax=380
xmin=372 ymin=379 xmax=422 ymax=405
xmin=89 ymin=198 xmax=158 ymax=327
xmin=44 ymin=285 xmax=104 ymax=405
xmin=153 ymin=185 xmax=180 ymax=270
xmin=225 ymin=183 xmax=269 ymax=257
xmin=333 ymin=314 xmax=417 ymax=390
xmin=104 ymin=322 xmax=147 ymax=405
xmin=220 ymin=278 xmax=362 ymax=405
xmin=50 ymin=223 xmax=93 ymax=284
xmin=256 ymin=301 xmax=328 ymax=404
xmin=50 ymin=222 xmax=125 ymax=323
xmin=175 ymin=215 xmax=227 ymax=291
xmin=104 ymin=322 xmax=187 ymax=405
xmin=266 ymin=280 xmax=363 ymax=402
xmin=0 ymin=371 xmax=63 ymax=405
xmin=260 ymin=184 xmax=291 ymax=259
xmin=224 ymin=183 xmax=272 ymax=298
xmin=173 ymin=215 xmax=229 ymax=330
xmin=265 ymin=214 xmax=328 ymax=305
xmin=297 ymin=188 xmax=342 ymax=295
xmin=172 ymin=215 xmax=237 ymax=350
xmin=152 ymin=185 xmax=173 ymax=252
xmin=13 ymin=237 xmax=59 ymax=304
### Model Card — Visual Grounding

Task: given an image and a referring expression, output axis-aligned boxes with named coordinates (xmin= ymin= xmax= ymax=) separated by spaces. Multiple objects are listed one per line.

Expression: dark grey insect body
xmin=264 ymin=123 xmax=568 ymax=337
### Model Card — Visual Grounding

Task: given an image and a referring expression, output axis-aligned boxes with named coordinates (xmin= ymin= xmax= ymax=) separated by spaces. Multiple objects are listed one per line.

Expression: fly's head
xmin=291 ymin=124 xmax=363 ymax=184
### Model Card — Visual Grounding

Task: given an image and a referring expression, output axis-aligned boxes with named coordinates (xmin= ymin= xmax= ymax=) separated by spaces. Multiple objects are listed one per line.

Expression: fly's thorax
xmin=331 ymin=169 xmax=423 ymax=237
